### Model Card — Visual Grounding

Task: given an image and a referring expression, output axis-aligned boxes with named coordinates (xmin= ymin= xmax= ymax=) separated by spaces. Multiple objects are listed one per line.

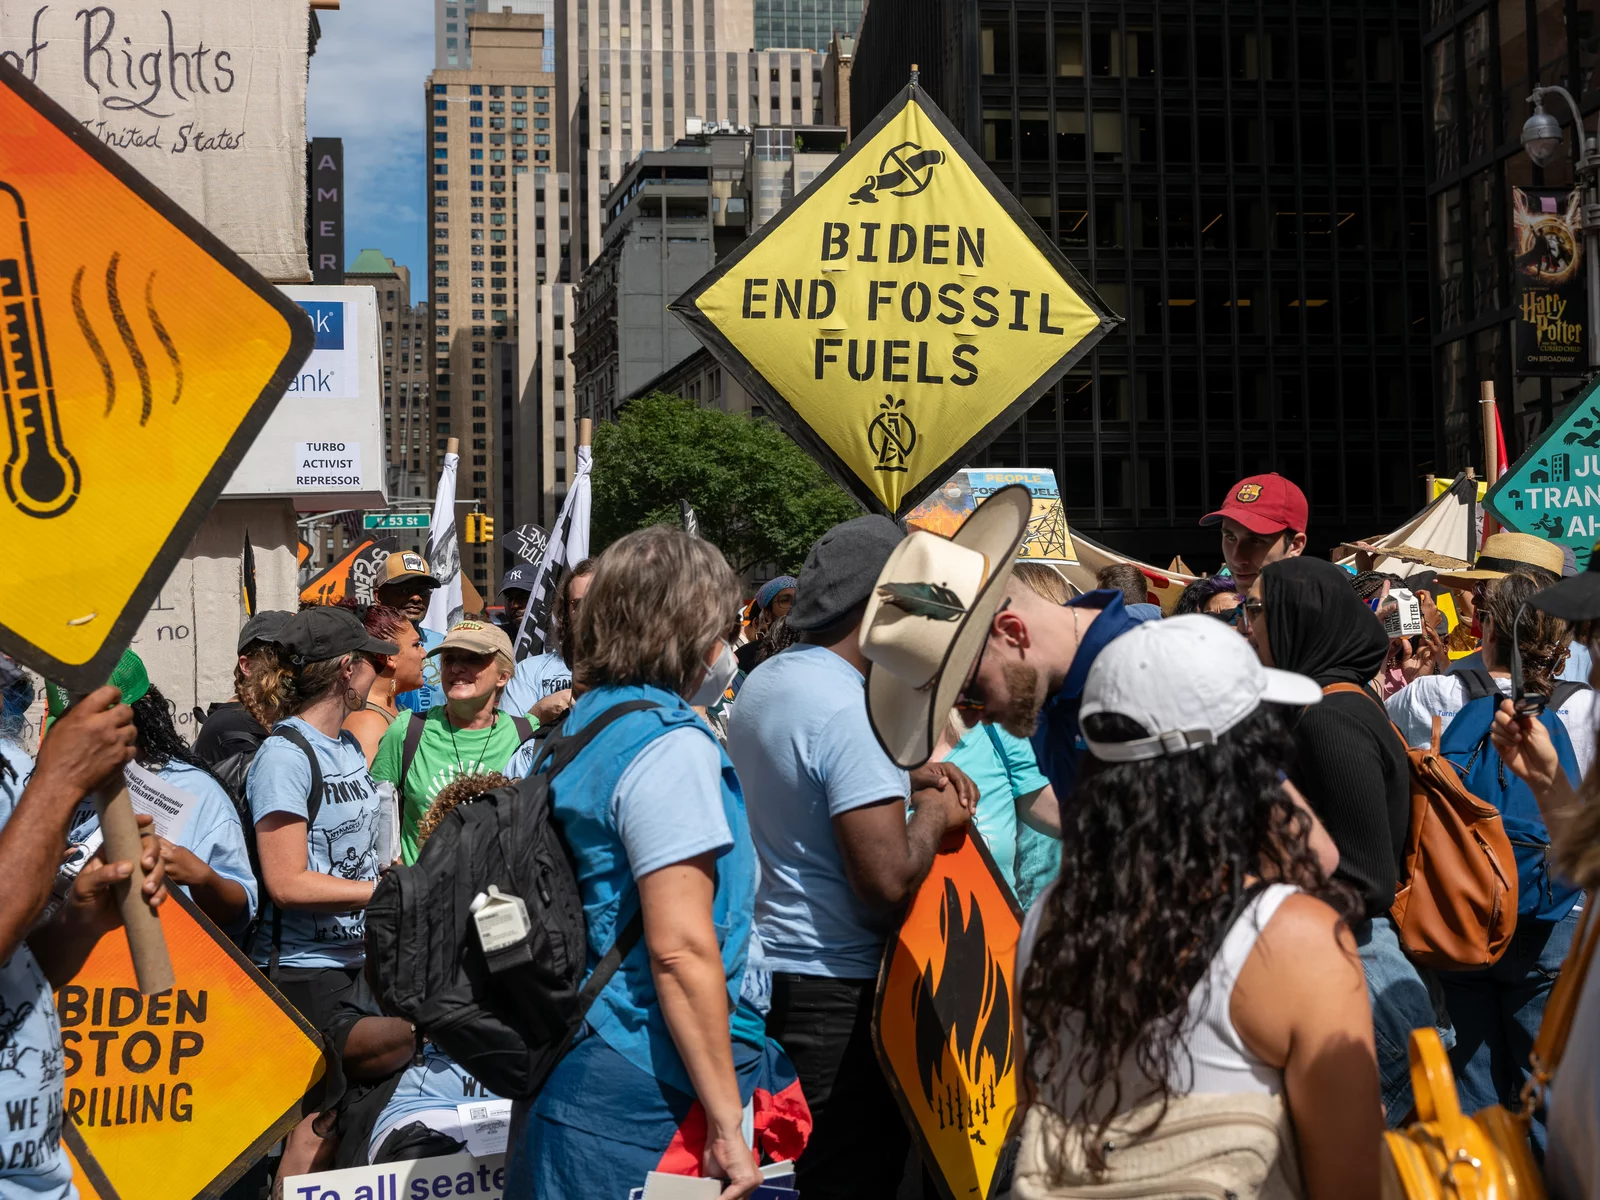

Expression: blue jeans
xmin=1356 ymin=915 xmax=1456 ymax=1127
xmin=1440 ymin=904 xmax=1582 ymax=1158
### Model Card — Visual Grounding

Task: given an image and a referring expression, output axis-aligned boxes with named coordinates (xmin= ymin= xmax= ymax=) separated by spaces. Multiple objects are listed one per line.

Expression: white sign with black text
xmin=0 ymin=0 xmax=312 ymax=280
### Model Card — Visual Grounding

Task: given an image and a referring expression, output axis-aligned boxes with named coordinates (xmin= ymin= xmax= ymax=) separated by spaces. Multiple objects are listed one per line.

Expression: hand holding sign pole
xmin=89 ymin=754 xmax=174 ymax=995
xmin=0 ymin=64 xmax=313 ymax=993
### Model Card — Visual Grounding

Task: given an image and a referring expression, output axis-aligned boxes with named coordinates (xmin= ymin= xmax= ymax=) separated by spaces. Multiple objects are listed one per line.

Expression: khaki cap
xmin=427 ymin=619 xmax=515 ymax=667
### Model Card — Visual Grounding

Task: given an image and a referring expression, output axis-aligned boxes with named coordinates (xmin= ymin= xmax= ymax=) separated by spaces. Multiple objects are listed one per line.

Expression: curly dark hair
xmin=1173 ymin=575 xmax=1239 ymax=616
xmin=132 ymin=684 xmax=210 ymax=773
xmin=1481 ymin=571 xmax=1571 ymax=697
xmin=1020 ymin=705 xmax=1332 ymax=1178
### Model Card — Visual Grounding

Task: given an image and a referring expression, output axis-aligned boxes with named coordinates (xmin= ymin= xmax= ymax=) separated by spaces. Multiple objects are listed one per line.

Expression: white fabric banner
xmin=513 ymin=444 xmax=592 ymax=661
xmin=423 ymin=452 xmax=464 ymax=636
xmin=0 ymin=1 xmax=312 ymax=280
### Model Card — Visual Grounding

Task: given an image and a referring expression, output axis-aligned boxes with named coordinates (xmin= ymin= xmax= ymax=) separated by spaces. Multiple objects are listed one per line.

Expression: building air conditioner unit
xmin=685 ymin=116 xmax=704 ymax=135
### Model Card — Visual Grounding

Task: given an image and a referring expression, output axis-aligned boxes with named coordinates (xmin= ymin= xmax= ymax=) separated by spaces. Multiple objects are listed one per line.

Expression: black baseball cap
xmin=278 ymin=606 xmax=398 ymax=666
xmin=500 ymin=564 xmax=536 ymax=595
xmin=1532 ymin=544 xmax=1600 ymax=622
xmin=788 ymin=515 xmax=905 ymax=632
xmin=238 ymin=610 xmax=292 ymax=654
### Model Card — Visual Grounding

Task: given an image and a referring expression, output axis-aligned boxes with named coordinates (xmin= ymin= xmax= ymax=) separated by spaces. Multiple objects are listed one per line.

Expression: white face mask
xmin=690 ymin=640 xmax=738 ymax=707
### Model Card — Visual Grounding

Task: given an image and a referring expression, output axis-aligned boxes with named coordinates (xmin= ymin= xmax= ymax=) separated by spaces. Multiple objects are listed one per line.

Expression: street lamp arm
xmin=1530 ymin=84 xmax=1587 ymax=134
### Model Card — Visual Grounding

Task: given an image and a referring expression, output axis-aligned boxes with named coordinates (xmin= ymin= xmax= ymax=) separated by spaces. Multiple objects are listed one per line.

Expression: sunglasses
xmin=1207 ymin=604 xmax=1245 ymax=627
xmin=954 ymin=597 xmax=1012 ymax=713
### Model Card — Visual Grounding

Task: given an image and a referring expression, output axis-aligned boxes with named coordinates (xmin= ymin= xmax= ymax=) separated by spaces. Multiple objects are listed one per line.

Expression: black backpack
xmin=363 ymin=700 xmax=655 ymax=1100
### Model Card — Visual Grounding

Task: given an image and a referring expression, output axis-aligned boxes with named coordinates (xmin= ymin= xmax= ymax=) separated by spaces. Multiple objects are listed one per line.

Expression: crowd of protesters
xmin=8 ymin=468 xmax=1600 ymax=1200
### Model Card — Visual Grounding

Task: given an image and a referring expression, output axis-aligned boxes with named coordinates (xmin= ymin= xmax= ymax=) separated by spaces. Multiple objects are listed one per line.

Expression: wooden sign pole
xmin=578 ymin=417 xmax=593 ymax=449
xmin=93 ymin=776 xmax=174 ymax=994
xmin=446 ymin=436 xmax=460 ymax=457
xmin=1481 ymin=382 xmax=1499 ymax=538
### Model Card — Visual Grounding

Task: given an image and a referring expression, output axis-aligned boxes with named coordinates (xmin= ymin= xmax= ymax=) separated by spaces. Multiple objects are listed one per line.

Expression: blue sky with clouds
xmin=307 ymin=0 xmax=433 ymax=302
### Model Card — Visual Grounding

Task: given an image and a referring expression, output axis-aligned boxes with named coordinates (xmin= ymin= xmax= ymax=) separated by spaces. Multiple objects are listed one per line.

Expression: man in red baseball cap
xmin=1200 ymin=473 xmax=1308 ymax=589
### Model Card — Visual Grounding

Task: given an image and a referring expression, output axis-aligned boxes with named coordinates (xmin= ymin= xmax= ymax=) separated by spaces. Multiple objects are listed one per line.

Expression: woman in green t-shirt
xmin=371 ymin=619 xmax=537 ymax=862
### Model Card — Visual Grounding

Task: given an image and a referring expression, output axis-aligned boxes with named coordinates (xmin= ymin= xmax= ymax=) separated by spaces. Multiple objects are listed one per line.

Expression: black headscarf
xmin=1261 ymin=557 xmax=1388 ymax=687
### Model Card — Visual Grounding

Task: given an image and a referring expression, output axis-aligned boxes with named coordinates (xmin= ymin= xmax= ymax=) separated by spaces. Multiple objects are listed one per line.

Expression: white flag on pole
xmin=422 ymin=450 xmax=464 ymax=636
xmin=514 ymin=444 xmax=592 ymax=661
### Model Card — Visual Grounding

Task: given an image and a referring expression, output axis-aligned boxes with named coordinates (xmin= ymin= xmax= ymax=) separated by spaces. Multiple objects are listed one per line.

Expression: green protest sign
xmin=1485 ymin=377 xmax=1600 ymax=570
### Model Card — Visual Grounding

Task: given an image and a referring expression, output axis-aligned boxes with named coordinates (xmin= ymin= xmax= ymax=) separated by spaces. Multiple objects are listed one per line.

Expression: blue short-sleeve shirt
xmin=0 ymin=742 xmax=74 ymax=1200
xmin=726 ymin=644 xmax=911 ymax=978
xmin=63 ymin=761 xmax=258 ymax=939
xmin=246 ymin=717 xmax=382 ymax=969
xmin=500 ymin=651 xmax=571 ymax=717
xmin=944 ymin=725 xmax=1051 ymax=896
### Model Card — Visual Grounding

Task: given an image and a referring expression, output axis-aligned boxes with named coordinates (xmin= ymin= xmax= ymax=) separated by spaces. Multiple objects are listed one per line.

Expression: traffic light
xmin=480 ymin=515 xmax=495 ymax=543
xmin=463 ymin=513 xmax=482 ymax=543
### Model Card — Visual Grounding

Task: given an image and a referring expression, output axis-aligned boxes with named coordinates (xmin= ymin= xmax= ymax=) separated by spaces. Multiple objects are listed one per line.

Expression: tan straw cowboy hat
xmin=862 ymin=484 xmax=1033 ymax=768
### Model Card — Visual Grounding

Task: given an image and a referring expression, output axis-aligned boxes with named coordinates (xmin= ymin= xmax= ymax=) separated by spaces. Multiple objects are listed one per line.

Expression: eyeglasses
xmin=1242 ymin=598 xmax=1266 ymax=620
xmin=954 ymin=598 xmax=1013 ymax=713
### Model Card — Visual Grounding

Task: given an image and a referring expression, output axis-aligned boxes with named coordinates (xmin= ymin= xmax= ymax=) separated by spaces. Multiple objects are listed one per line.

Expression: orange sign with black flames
xmin=875 ymin=829 xmax=1021 ymax=1200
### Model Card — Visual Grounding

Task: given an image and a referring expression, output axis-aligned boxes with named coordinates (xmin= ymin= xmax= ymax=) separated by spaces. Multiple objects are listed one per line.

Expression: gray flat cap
xmin=788 ymin=515 xmax=904 ymax=632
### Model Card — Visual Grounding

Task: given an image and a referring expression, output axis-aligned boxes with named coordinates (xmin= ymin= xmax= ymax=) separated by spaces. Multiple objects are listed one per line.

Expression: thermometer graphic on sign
xmin=0 ymin=184 xmax=80 ymax=519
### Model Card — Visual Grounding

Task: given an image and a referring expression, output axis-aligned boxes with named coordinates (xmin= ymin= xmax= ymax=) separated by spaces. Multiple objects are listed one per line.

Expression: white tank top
xmin=1016 ymin=882 xmax=1297 ymax=1108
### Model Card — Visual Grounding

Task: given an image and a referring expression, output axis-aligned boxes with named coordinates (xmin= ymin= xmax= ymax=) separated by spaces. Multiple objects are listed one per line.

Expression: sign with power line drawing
xmin=0 ymin=61 xmax=312 ymax=691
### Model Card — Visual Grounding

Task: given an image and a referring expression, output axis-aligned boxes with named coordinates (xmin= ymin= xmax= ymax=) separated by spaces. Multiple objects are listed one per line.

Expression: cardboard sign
xmin=909 ymin=469 xmax=1074 ymax=562
xmin=283 ymin=1151 xmax=507 ymax=1200
xmin=875 ymin=829 xmax=1021 ymax=1200
xmin=1485 ymin=377 xmax=1600 ymax=569
xmin=672 ymin=81 xmax=1119 ymax=519
xmin=300 ymin=539 xmax=389 ymax=607
xmin=54 ymin=889 xmax=325 ymax=1200
xmin=0 ymin=62 xmax=312 ymax=692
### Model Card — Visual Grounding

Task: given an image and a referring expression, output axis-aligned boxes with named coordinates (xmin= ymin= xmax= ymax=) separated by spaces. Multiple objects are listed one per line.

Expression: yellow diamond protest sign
xmin=672 ymin=81 xmax=1120 ymax=518
xmin=0 ymin=63 xmax=313 ymax=692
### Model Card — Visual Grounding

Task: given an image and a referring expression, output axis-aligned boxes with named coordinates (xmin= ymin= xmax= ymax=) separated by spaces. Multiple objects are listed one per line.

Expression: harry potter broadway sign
xmin=1513 ymin=187 xmax=1588 ymax=376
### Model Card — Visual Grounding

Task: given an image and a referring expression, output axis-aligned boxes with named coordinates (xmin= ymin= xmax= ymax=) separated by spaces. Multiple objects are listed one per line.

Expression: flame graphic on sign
xmin=913 ymin=879 xmax=1013 ymax=1139
xmin=876 ymin=829 xmax=1021 ymax=1200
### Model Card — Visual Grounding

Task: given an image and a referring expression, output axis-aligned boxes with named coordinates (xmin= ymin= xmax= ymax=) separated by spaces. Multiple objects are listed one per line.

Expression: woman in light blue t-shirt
xmin=245 ymin=607 xmax=397 ymax=1034
xmin=61 ymin=676 xmax=257 ymax=939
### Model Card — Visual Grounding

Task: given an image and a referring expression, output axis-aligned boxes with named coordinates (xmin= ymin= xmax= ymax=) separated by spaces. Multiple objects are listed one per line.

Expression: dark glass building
xmin=1423 ymin=0 xmax=1599 ymax=469
xmin=756 ymin=0 xmax=867 ymax=52
xmin=854 ymin=1 xmax=1434 ymax=566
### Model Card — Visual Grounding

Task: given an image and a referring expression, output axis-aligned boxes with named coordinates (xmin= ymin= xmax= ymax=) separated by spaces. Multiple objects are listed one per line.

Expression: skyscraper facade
xmin=438 ymin=0 xmax=558 ymax=71
xmin=345 ymin=249 xmax=435 ymax=506
xmin=854 ymin=0 xmax=1434 ymax=565
xmin=426 ymin=10 xmax=555 ymax=596
xmin=755 ymin=0 xmax=864 ymax=52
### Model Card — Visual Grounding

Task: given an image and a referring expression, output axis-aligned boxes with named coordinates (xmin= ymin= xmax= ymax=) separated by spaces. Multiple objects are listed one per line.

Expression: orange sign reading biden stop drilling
xmin=56 ymin=891 xmax=324 ymax=1200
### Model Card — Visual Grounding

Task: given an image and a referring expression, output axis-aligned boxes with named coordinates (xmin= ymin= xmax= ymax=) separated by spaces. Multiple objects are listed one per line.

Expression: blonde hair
xmin=1013 ymin=561 xmax=1074 ymax=605
xmin=236 ymin=644 xmax=287 ymax=728
xmin=572 ymin=526 xmax=740 ymax=697
xmin=254 ymin=655 xmax=351 ymax=718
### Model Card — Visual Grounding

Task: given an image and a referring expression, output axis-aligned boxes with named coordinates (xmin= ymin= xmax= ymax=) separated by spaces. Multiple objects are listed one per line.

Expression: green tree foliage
xmin=592 ymin=393 xmax=862 ymax=575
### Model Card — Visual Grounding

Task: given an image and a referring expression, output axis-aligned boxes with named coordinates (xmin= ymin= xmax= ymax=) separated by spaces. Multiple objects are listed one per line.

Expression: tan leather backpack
xmin=1383 ymin=897 xmax=1600 ymax=1199
xmin=1324 ymin=683 xmax=1517 ymax=970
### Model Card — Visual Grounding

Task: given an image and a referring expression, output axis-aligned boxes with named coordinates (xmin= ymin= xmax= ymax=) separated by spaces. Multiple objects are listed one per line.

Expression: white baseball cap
xmin=1080 ymin=615 xmax=1323 ymax=763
